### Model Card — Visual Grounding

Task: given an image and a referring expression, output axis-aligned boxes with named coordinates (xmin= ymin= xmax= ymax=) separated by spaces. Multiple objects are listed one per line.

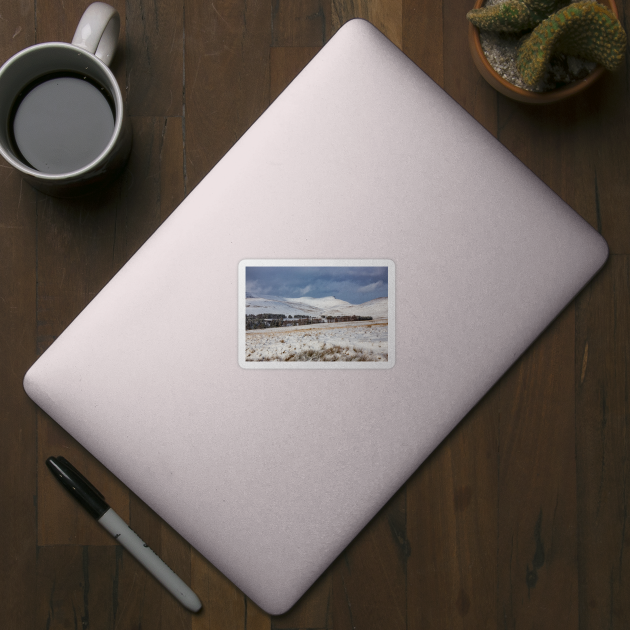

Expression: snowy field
xmin=245 ymin=319 xmax=388 ymax=362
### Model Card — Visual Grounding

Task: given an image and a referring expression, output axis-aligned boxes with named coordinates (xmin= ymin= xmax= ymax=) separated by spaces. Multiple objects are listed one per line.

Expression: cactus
xmin=516 ymin=1 xmax=627 ymax=85
xmin=467 ymin=0 xmax=568 ymax=33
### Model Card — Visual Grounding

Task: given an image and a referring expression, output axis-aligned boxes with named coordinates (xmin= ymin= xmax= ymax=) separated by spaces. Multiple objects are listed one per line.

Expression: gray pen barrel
xmin=98 ymin=508 xmax=202 ymax=612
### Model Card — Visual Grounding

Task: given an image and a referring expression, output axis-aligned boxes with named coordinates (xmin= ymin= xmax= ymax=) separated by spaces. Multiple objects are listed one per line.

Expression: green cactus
xmin=516 ymin=1 xmax=627 ymax=85
xmin=467 ymin=0 xmax=568 ymax=33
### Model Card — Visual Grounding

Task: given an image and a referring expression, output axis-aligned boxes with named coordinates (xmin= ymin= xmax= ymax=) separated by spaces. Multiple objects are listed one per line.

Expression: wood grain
xmin=576 ymin=256 xmax=630 ymax=629
xmin=184 ymin=0 xmax=271 ymax=191
xmin=443 ymin=0 xmax=498 ymax=131
xmin=403 ymin=0 xmax=444 ymax=88
xmin=407 ymin=392 xmax=499 ymax=629
xmin=0 ymin=5 xmax=39 ymax=629
xmin=583 ymin=72 xmax=630 ymax=254
xmin=125 ymin=0 xmax=184 ymax=117
xmin=497 ymin=304 xmax=579 ymax=629
xmin=271 ymin=0 xmax=331 ymax=46
xmin=36 ymin=545 xmax=119 ymax=630
xmin=0 ymin=148 xmax=38 ymax=630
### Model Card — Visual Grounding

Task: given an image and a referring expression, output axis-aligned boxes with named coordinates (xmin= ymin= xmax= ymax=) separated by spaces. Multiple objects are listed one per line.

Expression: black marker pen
xmin=46 ymin=456 xmax=202 ymax=612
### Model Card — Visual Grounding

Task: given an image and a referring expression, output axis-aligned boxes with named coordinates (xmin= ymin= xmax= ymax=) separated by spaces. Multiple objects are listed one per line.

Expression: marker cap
xmin=46 ymin=456 xmax=110 ymax=519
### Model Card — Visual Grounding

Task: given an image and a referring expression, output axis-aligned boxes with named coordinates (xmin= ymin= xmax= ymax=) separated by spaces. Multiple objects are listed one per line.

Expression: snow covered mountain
xmin=245 ymin=295 xmax=388 ymax=318
xmin=325 ymin=297 xmax=388 ymax=318
xmin=284 ymin=296 xmax=351 ymax=310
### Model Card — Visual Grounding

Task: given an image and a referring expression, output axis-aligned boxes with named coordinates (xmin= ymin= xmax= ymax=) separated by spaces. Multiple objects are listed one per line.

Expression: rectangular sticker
xmin=238 ymin=260 xmax=395 ymax=369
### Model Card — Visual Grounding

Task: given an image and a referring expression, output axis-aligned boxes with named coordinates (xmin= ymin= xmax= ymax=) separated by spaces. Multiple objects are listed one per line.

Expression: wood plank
xmin=36 ymin=0 xmax=123 ymax=45
xmin=0 ymin=4 xmax=38 ymax=629
xmin=184 ymin=0 xmax=272 ymax=192
xmin=271 ymin=0 xmax=331 ymax=46
xmin=583 ymin=71 xmax=630 ymax=254
xmin=0 ymin=134 xmax=38 ymax=630
xmin=270 ymin=47 xmax=321 ymax=103
xmin=443 ymin=0 xmax=497 ymax=131
xmin=126 ymin=0 xmax=184 ymax=117
xmin=575 ymin=256 xmax=630 ymax=629
xmin=330 ymin=486 xmax=407 ymax=630
xmin=0 ymin=0 xmax=36 ymax=56
xmin=36 ymin=545 xmax=118 ymax=630
xmin=407 ymin=392 xmax=499 ymax=629
xmin=497 ymin=305 xmax=578 ymax=628
xmin=331 ymin=0 xmax=402 ymax=48
xmin=402 ymin=0 xmax=444 ymax=88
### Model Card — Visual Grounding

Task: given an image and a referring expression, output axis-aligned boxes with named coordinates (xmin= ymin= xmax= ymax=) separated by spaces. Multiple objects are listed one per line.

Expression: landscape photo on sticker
xmin=244 ymin=265 xmax=389 ymax=362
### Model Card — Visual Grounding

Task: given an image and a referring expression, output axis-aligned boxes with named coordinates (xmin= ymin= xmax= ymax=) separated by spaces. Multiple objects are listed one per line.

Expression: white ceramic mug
xmin=0 ymin=2 xmax=131 ymax=197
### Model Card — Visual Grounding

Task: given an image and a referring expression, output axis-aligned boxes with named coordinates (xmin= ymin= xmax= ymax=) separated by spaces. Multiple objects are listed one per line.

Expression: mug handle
xmin=71 ymin=2 xmax=120 ymax=67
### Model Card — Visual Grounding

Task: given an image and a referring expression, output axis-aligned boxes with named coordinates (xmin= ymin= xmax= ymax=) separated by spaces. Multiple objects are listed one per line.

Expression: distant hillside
xmin=284 ymin=296 xmax=351 ymax=310
xmin=245 ymin=295 xmax=388 ymax=318
xmin=324 ymin=296 xmax=388 ymax=319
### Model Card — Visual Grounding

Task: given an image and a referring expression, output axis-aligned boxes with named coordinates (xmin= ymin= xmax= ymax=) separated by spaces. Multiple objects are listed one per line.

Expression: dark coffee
xmin=10 ymin=73 xmax=115 ymax=174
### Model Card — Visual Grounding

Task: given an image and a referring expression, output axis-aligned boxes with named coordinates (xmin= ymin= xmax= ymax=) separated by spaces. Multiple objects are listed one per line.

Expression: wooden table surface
xmin=1 ymin=0 xmax=628 ymax=628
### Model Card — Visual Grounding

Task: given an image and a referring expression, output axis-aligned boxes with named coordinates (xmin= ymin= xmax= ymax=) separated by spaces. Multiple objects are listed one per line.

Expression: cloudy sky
xmin=246 ymin=266 xmax=388 ymax=304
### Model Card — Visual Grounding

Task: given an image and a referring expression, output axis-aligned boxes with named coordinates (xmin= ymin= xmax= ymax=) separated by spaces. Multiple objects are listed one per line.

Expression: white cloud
xmin=298 ymin=284 xmax=312 ymax=296
xmin=357 ymin=280 xmax=383 ymax=293
xmin=246 ymin=279 xmax=262 ymax=293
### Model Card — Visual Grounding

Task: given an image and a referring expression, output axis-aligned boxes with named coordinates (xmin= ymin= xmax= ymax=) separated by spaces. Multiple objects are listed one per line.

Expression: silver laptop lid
xmin=24 ymin=19 xmax=607 ymax=614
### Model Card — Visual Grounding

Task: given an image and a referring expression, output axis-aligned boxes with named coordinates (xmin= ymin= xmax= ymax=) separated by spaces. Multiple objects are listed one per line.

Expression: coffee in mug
xmin=0 ymin=2 xmax=131 ymax=197
xmin=11 ymin=72 xmax=116 ymax=174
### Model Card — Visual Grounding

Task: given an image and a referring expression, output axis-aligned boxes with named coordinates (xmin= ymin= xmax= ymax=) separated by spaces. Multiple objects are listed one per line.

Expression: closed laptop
xmin=24 ymin=19 xmax=607 ymax=614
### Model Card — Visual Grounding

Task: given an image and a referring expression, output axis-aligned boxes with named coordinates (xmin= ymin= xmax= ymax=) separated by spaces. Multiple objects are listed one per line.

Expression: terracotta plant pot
xmin=468 ymin=0 xmax=619 ymax=103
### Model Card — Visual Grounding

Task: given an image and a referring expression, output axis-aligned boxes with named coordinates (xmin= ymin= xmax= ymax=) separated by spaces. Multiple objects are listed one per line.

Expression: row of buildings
xmin=245 ymin=314 xmax=373 ymax=330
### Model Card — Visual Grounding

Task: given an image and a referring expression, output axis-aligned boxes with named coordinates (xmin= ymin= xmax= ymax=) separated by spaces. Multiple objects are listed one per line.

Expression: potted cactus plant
xmin=467 ymin=0 xmax=627 ymax=103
